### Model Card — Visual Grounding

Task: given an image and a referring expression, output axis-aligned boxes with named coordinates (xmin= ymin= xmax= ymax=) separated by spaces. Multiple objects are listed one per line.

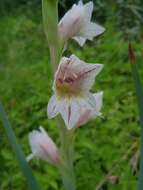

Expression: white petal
xmin=93 ymin=91 xmax=103 ymax=114
xmin=58 ymin=3 xmax=84 ymax=40
xmin=76 ymin=97 xmax=94 ymax=126
xmin=84 ymin=1 xmax=94 ymax=21
xmin=77 ymin=63 xmax=103 ymax=91
xmin=72 ymin=36 xmax=86 ymax=46
xmin=77 ymin=92 xmax=103 ymax=126
xmin=86 ymin=92 xmax=97 ymax=108
xmin=59 ymin=98 xmax=80 ymax=129
xmin=47 ymin=95 xmax=59 ymax=118
xmin=78 ymin=0 xmax=83 ymax=6
xmin=82 ymin=22 xmax=105 ymax=40
xmin=29 ymin=130 xmax=46 ymax=160
xmin=70 ymin=55 xmax=103 ymax=77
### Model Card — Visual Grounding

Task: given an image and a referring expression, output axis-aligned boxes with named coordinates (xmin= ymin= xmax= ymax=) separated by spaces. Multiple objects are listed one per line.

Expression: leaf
xmin=128 ymin=43 xmax=143 ymax=190
xmin=0 ymin=102 xmax=41 ymax=190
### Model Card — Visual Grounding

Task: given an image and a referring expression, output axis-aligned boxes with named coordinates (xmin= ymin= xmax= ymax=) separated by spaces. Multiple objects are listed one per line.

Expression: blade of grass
xmin=0 ymin=102 xmax=41 ymax=190
xmin=128 ymin=43 xmax=143 ymax=190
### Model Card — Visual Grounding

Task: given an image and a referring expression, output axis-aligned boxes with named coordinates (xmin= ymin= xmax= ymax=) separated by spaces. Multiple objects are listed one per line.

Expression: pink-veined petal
xmin=58 ymin=98 xmax=80 ymax=129
xmin=76 ymin=97 xmax=93 ymax=126
xmin=75 ymin=62 xmax=103 ymax=91
xmin=47 ymin=95 xmax=59 ymax=119
xmin=77 ymin=91 xmax=103 ymax=126
xmin=58 ymin=3 xmax=84 ymax=40
xmin=55 ymin=55 xmax=103 ymax=93
xmin=80 ymin=64 xmax=103 ymax=90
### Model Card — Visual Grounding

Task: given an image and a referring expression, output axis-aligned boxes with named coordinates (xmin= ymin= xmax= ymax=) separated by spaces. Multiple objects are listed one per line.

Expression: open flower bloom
xmin=58 ymin=0 xmax=105 ymax=46
xmin=27 ymin=127 xmax=60 ymax=165
xmin=47 ymin=55 xmax=103 ymax=129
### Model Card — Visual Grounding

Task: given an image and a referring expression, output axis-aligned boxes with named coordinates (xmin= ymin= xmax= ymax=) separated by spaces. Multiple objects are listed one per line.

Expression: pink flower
xmin=27 ymin=127 xmax=60 ymax=165
xmin=58 ymin=0 xmax=105 ymax=46
xmin=47 ymin=55 xmax=103 ymax=129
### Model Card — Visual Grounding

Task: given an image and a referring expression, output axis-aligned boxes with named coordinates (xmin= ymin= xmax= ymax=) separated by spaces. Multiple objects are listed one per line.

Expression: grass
xmin=0 ymin=7 xmax=143 ymax=190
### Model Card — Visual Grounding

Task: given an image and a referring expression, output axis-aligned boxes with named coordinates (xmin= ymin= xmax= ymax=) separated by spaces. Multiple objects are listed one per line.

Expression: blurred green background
xmin=0 ymin=0 xmax=143 ymax=189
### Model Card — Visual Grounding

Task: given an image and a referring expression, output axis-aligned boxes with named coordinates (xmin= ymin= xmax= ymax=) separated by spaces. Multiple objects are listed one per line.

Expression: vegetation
xmin=0 ymin=1 xmax=143 ymax=189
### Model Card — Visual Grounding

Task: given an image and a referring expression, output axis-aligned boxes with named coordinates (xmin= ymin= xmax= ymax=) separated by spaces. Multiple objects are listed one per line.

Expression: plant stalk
xmin=58 ymin=120 xmax=76 ymax=190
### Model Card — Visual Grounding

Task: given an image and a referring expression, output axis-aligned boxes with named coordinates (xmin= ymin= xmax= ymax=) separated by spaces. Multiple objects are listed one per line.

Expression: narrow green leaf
xmin=128 ymin=43 xmax=143 ymax=190
xmin=0 ymin=102 xmax=41 ymax=190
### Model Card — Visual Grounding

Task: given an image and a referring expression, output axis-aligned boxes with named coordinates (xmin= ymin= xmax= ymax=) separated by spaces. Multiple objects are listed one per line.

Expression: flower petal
xmin=54 ymin=55 xmax=103 ymax=94
xmin=58 ymin=3 xmax=84 ymax=40
xmin=76 ymin=63 xmax=103 ymax=91
xmin=82 ymin=22 xmax=105 ymax=40
xmin=77 ymin=91 xmax=103 ymax=126
xmin=84 ymin=1 xmax=93 ymax=21
xmin=47 ymin=95 xmax=59 ymax=118
xmin=72 ymin=36 xmax=86 ymax=46
xmin=58 ymin=98 xmax=80 ymax=129
xmin=93 ymin=91 xmax=103 ymax=114
xmin=70 ymin=55 xmax=103 ymax=92
xmin=76 ymin=97 xmax=93 ymax=126
xmin=78 ymin=0 xmax=83 ymax=6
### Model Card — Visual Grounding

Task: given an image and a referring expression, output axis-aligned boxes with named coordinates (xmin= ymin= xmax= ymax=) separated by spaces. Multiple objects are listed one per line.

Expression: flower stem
xmin=58 ymin=119 xmax=76 ymax=190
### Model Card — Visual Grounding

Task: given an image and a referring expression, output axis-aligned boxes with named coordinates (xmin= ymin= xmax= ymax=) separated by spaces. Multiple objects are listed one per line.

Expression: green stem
xmin=42 ymin=1 xmax=76 ymax=189
xmin=42 ymin=0 xmax=59 ymax=73
xmin=58 ymin=120 xmax=76 ymax=190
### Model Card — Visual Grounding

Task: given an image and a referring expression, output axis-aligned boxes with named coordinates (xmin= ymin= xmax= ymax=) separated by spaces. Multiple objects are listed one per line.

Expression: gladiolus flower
xmin=58 ymin=0 xmax=105 ymax=46
xmin=47 ymin=55 xmax=103 ymax=129
xmin=27 ymin=127 xmax=60 ymax=165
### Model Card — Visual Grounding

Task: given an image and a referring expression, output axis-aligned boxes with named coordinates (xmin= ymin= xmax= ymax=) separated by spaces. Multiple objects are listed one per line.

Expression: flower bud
xmin=27 ymin=127 xmax=60 ymax=165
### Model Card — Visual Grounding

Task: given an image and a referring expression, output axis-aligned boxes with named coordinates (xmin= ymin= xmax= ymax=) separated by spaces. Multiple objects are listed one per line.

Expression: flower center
xmin=55 ymin=77 xmax=81 ymax=97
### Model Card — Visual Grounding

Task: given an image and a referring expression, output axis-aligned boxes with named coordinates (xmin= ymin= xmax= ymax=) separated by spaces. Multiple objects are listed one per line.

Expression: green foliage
xmin=0 ymin=4 xmax=143 ymax=190
xmin=1 ymin=0 xmax=143 ymax=38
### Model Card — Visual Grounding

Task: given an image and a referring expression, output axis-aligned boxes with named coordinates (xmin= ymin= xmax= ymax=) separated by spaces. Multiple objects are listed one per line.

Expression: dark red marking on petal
xmin=73 ymin=67 xmax=98 ymax=82
xmin=73 ymin=17 xmax=80 ymax=26
xmin=68 ymin=105 xmax=71 ymax=123
xmin=64 ymin=77 xmax=74 ymax=83
xmin=58 ymin=78 xmax=63 ymax=83
xmin=52 ymin=105 xmax=56 ymax=111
